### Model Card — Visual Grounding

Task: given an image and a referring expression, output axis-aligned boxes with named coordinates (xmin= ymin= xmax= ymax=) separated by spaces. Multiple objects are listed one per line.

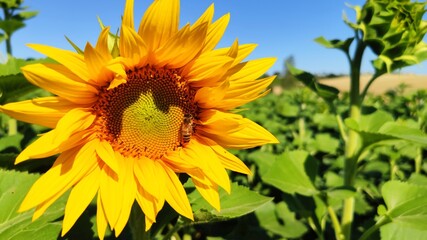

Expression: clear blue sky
xmin=2 ymin=0 xmax=427 ymax=75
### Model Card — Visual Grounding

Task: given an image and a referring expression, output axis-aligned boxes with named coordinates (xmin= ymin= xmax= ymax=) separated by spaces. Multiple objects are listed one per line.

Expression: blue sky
xmin=2 ymin=0 xmax=426 ymax=75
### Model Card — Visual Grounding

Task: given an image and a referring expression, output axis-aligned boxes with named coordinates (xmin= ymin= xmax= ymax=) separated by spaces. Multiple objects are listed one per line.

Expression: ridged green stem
xmin=341 ymin=36 xmax=365 ymax=240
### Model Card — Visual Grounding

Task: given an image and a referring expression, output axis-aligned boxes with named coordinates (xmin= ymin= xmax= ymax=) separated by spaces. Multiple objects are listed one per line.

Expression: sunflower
xmin=1 ymin=0 xmax=277 ymax=238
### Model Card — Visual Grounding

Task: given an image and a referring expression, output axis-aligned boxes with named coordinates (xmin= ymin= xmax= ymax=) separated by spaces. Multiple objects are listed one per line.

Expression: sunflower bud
xmin=357 ymin=0 xmax=427 ymax=73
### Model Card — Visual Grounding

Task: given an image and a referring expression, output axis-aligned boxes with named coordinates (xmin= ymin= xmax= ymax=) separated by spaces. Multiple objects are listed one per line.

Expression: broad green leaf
xmin=0 ymin=169 xmax=66 ymax=239
xmin=287 ymin=64 xmax=339 ymax=103
xmin=246 ymin=151 xmax=276 ymax=176
xmin=0 ymin=19 xmax=25 ymax=35
xmin=0 ymin=57 xmax=54 ymax=76
xmin=345 ymin=110 xmax=427 ymax=152
xmin=313 ymin=133 xmax=340 ymax=154
xmin=275 ymin=101 xmax=299 ymax=117
xmin=188 ymin=182 xmax=273 ymax=223
xmin=381 ymin=222 xmax=427 ymax=240
xmin=381 ymin=181 xmax=427 ymax=230
xmin=313 ymin=112 xmax=338 ymax=129
xmin=17 ymin=11 xmax=38 ymax=20
xmin=254 ymin=201 xmax=307 ymax=238
xmin=0 ymin=133 xmax=23 ymax=152
xmin=0 ymin=74 xmax=40 ymax=104
xmin=378 ymin=122 xmax=427 ymax=145
xmin=315 ymin=36 xmax=354 ymax=53
xmin=0 ymin=0 xmax=17 ymax=8
xmin=263 ymin=150 xmax=319 ymax=196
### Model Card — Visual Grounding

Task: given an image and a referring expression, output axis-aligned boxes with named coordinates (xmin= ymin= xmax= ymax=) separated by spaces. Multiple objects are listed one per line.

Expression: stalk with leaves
xmin=284 ymin=0 xmax=427 ymax=239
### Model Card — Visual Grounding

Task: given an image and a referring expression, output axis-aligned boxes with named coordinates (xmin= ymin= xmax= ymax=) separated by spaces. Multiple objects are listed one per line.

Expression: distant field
xmin=319 ymin=73 xmax=427 ymax=94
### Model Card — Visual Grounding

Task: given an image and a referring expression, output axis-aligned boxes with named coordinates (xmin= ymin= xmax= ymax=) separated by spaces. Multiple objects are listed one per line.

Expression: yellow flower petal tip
xmin=6 ymin=0 xmax=277 ymax=237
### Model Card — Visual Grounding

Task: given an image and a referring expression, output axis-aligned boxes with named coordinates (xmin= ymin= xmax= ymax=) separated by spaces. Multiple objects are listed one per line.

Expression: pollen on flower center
xmin=93 ymin=66 xmax=196 ymax=159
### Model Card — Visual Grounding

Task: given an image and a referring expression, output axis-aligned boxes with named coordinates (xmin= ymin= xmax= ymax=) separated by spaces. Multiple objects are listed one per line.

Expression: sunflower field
xmin=1 ymin=0 xmax=427 ymax=240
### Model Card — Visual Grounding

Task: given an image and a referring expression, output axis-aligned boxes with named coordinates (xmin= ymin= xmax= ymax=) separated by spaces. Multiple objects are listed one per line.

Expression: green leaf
xmin=378 ymin=122 xmax=427 ymax=145
xmin=0 ymin=169 xmax=66 ymax=239
xmin=17 ymin=11 xmax=38 ymax=20
xmin=0 ymin=133 xmax=23 ymax=152
xmin=254 ymin=201 xmax=307 ymax=238
xmin=381 ymin=181 xmax=427 ymax=230
xmin=275 ymin=101 xmax=299 ymax=117
xmin=0 ymin=19 xmax=25 ymax=35
xmin=381 ymin=223 xmax=427 ymax=240
xmin=345 ymin=110 xmax=427 ymax=152
xmin=313 ymin=133 xmax=340 ymax=154
xmin=65 ymin=36 xmax=84 ymax=55
xmin=315 ymin=36 xmax=354 ymax=53
xmin=287 ymin=64 xmax=339 ymax=104
xmin=246 ymin=151 xmax=276 ymax=176
xmin=0 ymin=73 xmax=40 ymax=104
xmin=263 ymin=150 xmax=319 ymax=196
xmin=188 ymin=182 xmax=273 ymax=223
xmin=0 ymin=57 xmax=54 ymax=76
xmin=0 ymin=0 xmax=18 ymax=8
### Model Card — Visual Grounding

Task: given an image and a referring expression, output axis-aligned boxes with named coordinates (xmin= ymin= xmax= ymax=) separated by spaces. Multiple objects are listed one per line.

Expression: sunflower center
xmin=94 ymin=66 xmax=196 ymax=159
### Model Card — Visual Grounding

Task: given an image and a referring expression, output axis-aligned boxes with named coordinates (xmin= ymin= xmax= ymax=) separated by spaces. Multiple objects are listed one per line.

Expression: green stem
xmin=298 ymin=116 xmax=306 ymax=149
xmin=358 ymin=216 xmax=391 ymax=240
xmin=307 ymin=216 xmax=325 ymax=240
xmin=341 ymin=35 xmax=365 ymax=240
xmin=7 ymin=119 xmax=17 ymax=136
xmin=359 ymin=72 xmax=382 ymax=103
xmin=415 ymin=146 xmax=422 ymax=174
xmin=2 ymin=7 xmax=12 ymax=56
xmin=336 ymin=113 xmax=348 ymax=143
xmin=328 ymin=205 xmax=344 ymax=240
xmin=129 ymin=203 xmax=150 ymax=240
xmin=390 ymin=158 xmax=396 ymax=181
xmin=162 ymin=222 xmax=183 ymax=240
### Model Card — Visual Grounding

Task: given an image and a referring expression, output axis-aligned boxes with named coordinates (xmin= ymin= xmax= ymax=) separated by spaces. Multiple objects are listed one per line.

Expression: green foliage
xmin=0 ymin=169 xmax=66 ymax=240
xmin=349 ymin=0 xmax=427 ymax=73
xmin=0 ymin=0 xmax=38 ymax=55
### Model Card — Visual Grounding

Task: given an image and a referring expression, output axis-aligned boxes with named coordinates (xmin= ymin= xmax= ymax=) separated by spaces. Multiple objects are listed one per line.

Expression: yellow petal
xmin=217 ymin=76 xmax=276 ymax=110
xmin=191 ymin=4 xmax=214 ymax=29
xmin=27 ymin=44 xmax=90 ymax=81
xmin=62 ymin=167 xmax=100 ymax=235
xmin=114 ymin=156 xmax=136 ymax=236
xmin=33 ymin=187 xmax=68 ymax=221
xmin=135 ymin=185 xmax=157 ymax=225
xmin=228 ymin=58 xmax=276 ymax=82
xmin=198 ymin=110 xmax=279 ymax=149
xmin=19 ymin=144 xmax=97 ymax=212
xmin=154 ymin=23 xmax=208 ymax=68
xmin=193 ymin=178 xmax=220 ymax=211
xmin=122 ymin=0 xmax=134 ymax=29
xmin=95 ymin=139 xmax=119 ymax=174
xmin=198 ymin=109 xmax=243 ymax=130
xmin=206 ymin=139 xmax=252 ymax=175
xmin=97 ymin=193 xmax=108 ymax=240
xmin=99 ymin=158 xmax=121 ymax=228
xmin=210 ymin=43 xmax=258 ymax=68
xmin=201 ymin=13 xmax=230 ymax=53
xmin=194 ymin=82 xmax=228 ymax=109
xmin=96 ymin=27 xmax=113 ymax=60
xmin=138 ymin=0 xmax=179 ymax=51
xmin=134 ymin=157 xmax=164 ymax=197
xmin=21 ymin=63 xmax=98 ymax=104
xmin=53 ymin=108 xmax=95 ymax=145
xmin=159 ymin=161 xmax=193 ymax=220
xmin=120 ymin=26 xmax=147 ymax=66
xmin=84 ymin=42 xmax=112 ymax=86
xmin=0 ymin=96 xmax=77 ymax=128
xmin=182 ymin=54 xmax=233 ymax=87
xmin=186 ymin=137 xmax=231 ymax=193
xmin=16 ymin=129 xmax=93 ymax=164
